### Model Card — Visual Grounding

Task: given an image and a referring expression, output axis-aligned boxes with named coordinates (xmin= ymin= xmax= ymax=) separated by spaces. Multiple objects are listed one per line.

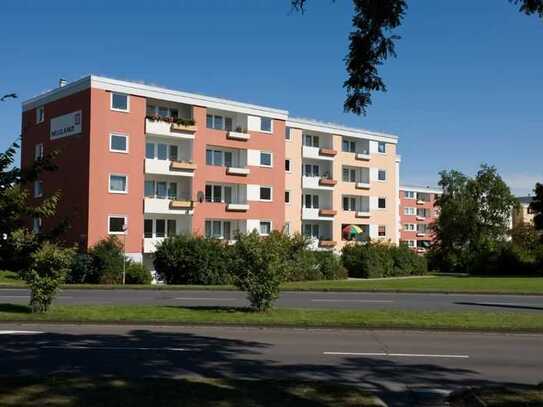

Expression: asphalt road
xmin=0 ymin=323 xmax=542 ymax=406
xmin=0 ymin=288 xmax=542 ymax=312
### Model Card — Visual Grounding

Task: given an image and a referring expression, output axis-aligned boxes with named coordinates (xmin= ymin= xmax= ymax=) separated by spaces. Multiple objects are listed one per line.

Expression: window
xmin=156 ymin=182 xmax=167 ymax=199
xmin=342 ymin=167 xmax=357 ymax=183
xmin=285 ymin=190 xmax=290 ymax=203
xmin=304 ymin=134 xmax=319 ymax=147
xmin=378 ymin=225 xmax=386 ymax=237
xmin=303 ymin=223 xmax=320 ymax=239
xmin=260 ymin=186 xmax=272 ymax=201
xmin=304 ymin=164 xmax=320 ymax=177
xmin=110 ymin=133 xmax=128 ymax=153
xmin=111 ymin=93 xmax=129 ymax=112
xmin=205 ymin=220 xmax=233 ymax=240
xmin=404 ymin=191 xmax=415 ymax=199
xmin=407 ymin=240 xmax=416 ymax=248
xmin=378 ymin=169 xmax=387 ymax=181
xmin=144 ymin=219 xmax=153 ymax=238
xmin=343 ymin=196 xmax=357 ymax=211
xmin=285 ymin=128 xmax=291 ymax=140
xmin=260 ymin=117 xmax=272 ymax=132
xmin=155 ymin=219 xmax=166 ymax=238
xmin=169 ymin=145 xmax=178 ymax=161
xmin=144 ymin=180 xmax=155 ymax=197
xmin=304 ymin=194 xmax=319 ymax=209
xmin=284 ymin=222 xmax=291 ymax=235
xmin=34 ymin=143 xmax=44 ymax=160
xmin=404 ymin=207 xmax=416 ymax=216
xmin=404 ymin=224 xmax=415 ymax=231
xmin=206 ymin=114 xmax=232 ymax=131
xmin=167 ymin=219 xmax=177 ymax=237
xmin=109 ymin=174 xmax=127 ymax=193
xmin=378 ymin=197 xmax=386 ymax=209
xmin=205 ymin=184 xmax=232 ymax=203
xmin=378 ymin=141 xmax=386 ymax=153
xmin=36 ymin=106 xmax=45 ymax=124
xmin=33 ymin=180 xmax=43 ymax=198
xmin=259 ymin=221 xmax=271 ymax=235
xmin=206 ymin=149 xmax=233 ymax=166
xmin=108 ymin=216 xmax=126 ymax=234
xmin=32 ymin=217 xmax=42 ymax=234
xmin=260 ymin=152 xmax=272 ymax=166
xmin=342 ymin=139 xmax=356 ymax=153
xmin=157 ymin=144 xmax=167 ymax=160
xmin=285 ymin=159 xmax=291 ymax=172
xmin=146 ymin=143 xmax=155 ymax=159
xmin=168 ymin=182 xmax=177 ymax=199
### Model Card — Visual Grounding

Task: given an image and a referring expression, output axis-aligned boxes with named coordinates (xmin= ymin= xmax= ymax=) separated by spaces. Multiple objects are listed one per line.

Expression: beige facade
xmin=286 ymin=118 xmax=399 ymax=251
xmin=513 ymin=197 xmax=535 ymax=227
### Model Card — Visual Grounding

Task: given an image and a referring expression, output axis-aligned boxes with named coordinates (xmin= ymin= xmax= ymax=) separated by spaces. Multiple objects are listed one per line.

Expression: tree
xmin=529 ymin=182 xmax=543 ymax=238
xmin=291 ymin=0 xmax=543 ymax=115
xmin=430 ymin=164 xmax=518 ymax=273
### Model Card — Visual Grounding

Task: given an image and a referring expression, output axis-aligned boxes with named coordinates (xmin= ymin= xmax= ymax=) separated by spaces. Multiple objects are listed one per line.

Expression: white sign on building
xmin=50 ymin=110 xmax=82 ymax=140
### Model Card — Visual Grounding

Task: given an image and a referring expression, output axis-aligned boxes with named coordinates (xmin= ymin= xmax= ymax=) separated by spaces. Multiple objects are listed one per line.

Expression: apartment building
xmin=21 ymin=75 xmax=399 ymax=267
xmin=399 ymin=185 xmax=441 ymax=253
xmin=512 ymin=196 xmax=535 ymax=227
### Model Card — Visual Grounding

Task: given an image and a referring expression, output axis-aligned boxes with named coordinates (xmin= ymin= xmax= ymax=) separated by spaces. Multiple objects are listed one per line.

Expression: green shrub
xmin=66 ymin=253 xmax=93 ymax=284
xmin=391 ymin=244 xmax=428 ymax=276
xmin=125 ymin=261 xmax=153 ymax=284
xmin=21 ymin=243 xmax=75 ymax=313
xmin=87 ymin=236 xmax=124 ymax=284
xmin=153 ymin=235 xmax=233 ymax=285
xmin=288 ymin=251 xmax=347 ymax=281
xmin=230 ymin=231 xmax=289 ymax=311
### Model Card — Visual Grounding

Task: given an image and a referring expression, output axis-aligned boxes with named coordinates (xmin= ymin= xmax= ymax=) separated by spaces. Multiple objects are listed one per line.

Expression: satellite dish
xmin=197 ymin=191 xmax=204 ymax=203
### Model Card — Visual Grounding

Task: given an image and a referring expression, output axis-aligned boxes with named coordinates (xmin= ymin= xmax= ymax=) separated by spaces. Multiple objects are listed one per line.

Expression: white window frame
xmin=404 ymin=191 xmax=416 ymax=199
xmin=205 ymin=219 xmax=235 ymax=240
xmin=108 ymin=215 xmax=127 ymax=235
xmin=259 ymin=151 xmax=273 ymax=167
xmin=260 ymin=117 xmax=273 ymax=133
xmin=109 ymin=133 xmax=129 ymax=153
xmin=404 ymin=207 xmax=416 ymax=216
xmin=205 ymin=183 xmax=235 ymax=203
xmin=377 ymin=169 xmax=387 ymax=181
xmin=109 ymin=174 xmax=128 ymax=194
xmin=377 ymin=141 xmax=386 ymax=154
xmin=403 ymin=223 xmax=416 ymax=231
xmin=34 ymin=143 xmax=44 ymax=160
xmin=378 ymin=225 xmax=386 ymax=237
xmin=110 ymin=92 xmax=130 ymax=112
xmin=407 ymin=240 xmax=416 ymax=248
xmin=259 ymin=186 xmax=273 ymax=201
xmin=33 ymin=180 xmax=43 ymax=198
xmin=285 ymin=127 xmax=292 ymax=141
xmin=259 ymin=220 xmax=272 ymax=236
xmin=36 ymin=106 xmax=45 ymax=124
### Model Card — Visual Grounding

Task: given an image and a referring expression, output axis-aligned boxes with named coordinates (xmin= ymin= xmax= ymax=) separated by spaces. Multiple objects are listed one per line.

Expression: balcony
xmin=144 ymin=198 xmax=194 ymax=215
xmin=319 ymin=148 xmax=337 ymax=157
xmin=226 ymin=167 xmax=250 ymax=176
xmin=319 ymin=209 xmax=337 ymax=217
xmin=355 ymin=152 xmax=371 ymax=161
xmin=356 ymin=210 xmax=371 ymax=218
xmin=319 ymin=178 xmax=337 ymax=187
xmin=417 ymin=200 xmax=426 ymax=205
xmin=227 ymin=131 xmax=250 ymax=141
xmin=302 ymin=176 xmax=335 ymax=190
xmin=302 ymin=208 xmax=336 ymax=220
xmin=145 ymin=159 xmax=195 ymax=177
xmin=416 ymin=216 xmax=426 ymax=221
xmin=226 ymin=203 xmax=250 ymax=212
xmin=143 ymin=237 xmax=164 ymax=254
xmin=145 ymin=118 xmax=196 ymax=139
xmin=416 ymin=232 xmax=426 ymax=237
xmin=355 ymin=182 xmax=370 ymax=190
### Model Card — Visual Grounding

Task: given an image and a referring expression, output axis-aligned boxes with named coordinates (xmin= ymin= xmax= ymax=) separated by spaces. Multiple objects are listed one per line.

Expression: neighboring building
xmin=513 ymin=196 xmax=535 ymax=227
xmin=21 ymin=75 xmax=399 ymax=267
xmin=399 ymin=185 xmax=441 ymax=253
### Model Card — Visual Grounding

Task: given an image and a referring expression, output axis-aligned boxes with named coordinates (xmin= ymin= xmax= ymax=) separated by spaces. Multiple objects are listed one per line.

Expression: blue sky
xmin=1 ymin=0 xmax=542 ymax=195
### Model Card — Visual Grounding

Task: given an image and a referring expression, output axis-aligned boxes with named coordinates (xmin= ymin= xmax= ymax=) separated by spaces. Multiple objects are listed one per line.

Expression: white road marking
xmin=323 ymin=352 xmax=469 ymax=359
xmin=311 ymin=299 xmax=394 ymax=303
xmin=174 ymin=297 xmax=236 ymax=301
xmin=42 ymin=346 xmax=186 ymax=351
xmin=0 ymin=330 xmax=44 ymax=335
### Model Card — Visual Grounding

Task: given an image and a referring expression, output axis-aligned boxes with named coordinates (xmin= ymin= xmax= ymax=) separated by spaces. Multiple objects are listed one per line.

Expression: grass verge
xmin=0 ymin=376 xmax=381 ymax=407
xmin=1 ymin=304 xmax=543 ymax=332
xmin=449 ymin=383 xmax=543 ymax=406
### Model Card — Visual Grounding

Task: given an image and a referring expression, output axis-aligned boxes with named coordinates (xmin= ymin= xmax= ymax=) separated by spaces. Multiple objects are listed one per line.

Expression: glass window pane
xmin=156 ymin=219 xmax=165 ymax=237
xmin=156 ymin=182 xmax=167 ymax=199
xmin=313 ymin=165 xmax=319 ymax=177
xmin=224 ymin=222 xmax=231 ymax=240
xmin=146 ymin=143 xmax=155 ymax=159
xmin=313 ymin=224 xmax=319 ymax=238
xmin=260 ymin=187 xmax=271 ymax=200
xmin=303 ymin=224 xmax=312 ymax=236
xmin=206 ymin=115 xmax=213 ymax=129
xmin=158 ymin=106 xmax=168 ymax=118
xmin=260 ymin=222 xmax=271 ymax=235
xmin=225 ymin=117 xmax=232 ymax=131
xmin=305 ymin=195 xmax=311 ymax=208
xmin=313 ymin=195 xmax=319 ymax=209
xmin=144 ymin=219 xmax=153 ymax=238
xmin=378 ymin=142 xmax=386 ymax=153
xmin=305 ymin=164 xmax=312 ymax=176
xmin=350 ymin=170 xmax=356 ymax=182
xmin=167 ymin=220 xmax=176 ymax=237
xmin=213 ymin=185 xmax=222 ymax=202
xmin=205 ymin=185 xmax=212 ymax=202
xmin=378 ymin=198 xmax=386 ymax=209
xmin=213 ymin=221 xmax=222 ymax=237
xmin=157 ymin=144 xmax=167 ymax=160
xmin=285 ymin=191 xmax=290 ymax=203
xmin=111 ymin=135 xmax=127 ymax=151
xmin=146 ymin=105 xmax=156 ymax=116
xmin=305 ymin=135 xmax=312 ymax=146
xmin=342 ymin=140 xmax=349 ymax=152
xmin=168 ymin=183 xmax=177 ymax=199
xmin=313 ymin=136 xmax=319 ymax=147
xmin=224 ymin=152 xmax=233 ymax=167
xmin=112 ymin=93 xmax=128 ymax=110
xmin=144 ymin=180 xmax=155 ymax=198
xmin=213 ymin=150 xmax=223 ymax=166
xmin=205 ymin=220 xmax=211 ymax=238
xmin=110 ymin=175 xmax=126 ymax=192
xmin=169 ymin=145 xmax=178 ymax=161
xmin=214 ymin=115 xmax=224 ymax=130
xmin=224 ymin=186 xmax=232 ymax=204
xmin=170 ymin=109 xmax=178 ymax=119
xmin=261 ymin=117 xmax=272 ymax=132
xmin=206 ymin=149 xmax=213 ymax=165
xmin=109 ymin=217 xmax=125 ymax=233
xmin=260 ymin=152 xmax=271 ymax=166
xmin=342 ymin=168 xmax=349 ymax=182
xmin=343 ymin=197 xmax=349 ymax=211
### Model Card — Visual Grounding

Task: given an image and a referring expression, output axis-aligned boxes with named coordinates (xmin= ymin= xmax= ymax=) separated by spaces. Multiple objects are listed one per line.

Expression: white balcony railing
xmin=145 ymin=118 xmax=196 ymax=139
xmin=144 ymin=198 xmax=194 ymax=215
xmin=145 ymin=159 xmax=195 ymax=177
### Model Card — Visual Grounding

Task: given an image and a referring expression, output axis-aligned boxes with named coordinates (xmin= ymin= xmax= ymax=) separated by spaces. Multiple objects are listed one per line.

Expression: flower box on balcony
xmin=355 ymin=152 xmax=371 ymax=161
xmin=319 ymin=240 xmax=337 ymax=248
xmin=319 ymin=148 xmax=337 ymax=157
xmin=170 ymin=161 xmax=197 ymax=171
xmin=319 ymin=209 xmax=337 ymax=217
xmin=227 ymin=131 xmax=250 ymax=141
xmin=226 ymin=167 xmax=250 ymax=176
xmin=226 ymin=203 xmax=249 ymax=212
xmin=171 ymin=122 xmax=197 ymax=133
xmin=416 ymin=216 xmax=426 ymax=221
xmin=319 ymin=178 xmax=337 ymax=187
xmin=355 ymin=182 xmax=370 ymax=189
xmin=416 ymin=200 xmax=425 ymax=205
xmin=169 ymin=200 xmax=193 ymax=209
xmin=356 ymin=211 xmax=371 ymax=218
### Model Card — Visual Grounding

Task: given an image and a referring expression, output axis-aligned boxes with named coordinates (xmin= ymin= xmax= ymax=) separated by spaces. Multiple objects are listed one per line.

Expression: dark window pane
xmin=156 ymin=219 xmax=165 ymax=237
xmin=144 ymin=219 xmax=153 ymax=238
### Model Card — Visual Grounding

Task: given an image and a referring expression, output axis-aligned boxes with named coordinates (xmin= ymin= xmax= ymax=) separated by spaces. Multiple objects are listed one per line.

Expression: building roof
xmin=400 ymin=184 xmax=442 ymax=194
xmin=517 ymin=196 xmax=533 ymax=205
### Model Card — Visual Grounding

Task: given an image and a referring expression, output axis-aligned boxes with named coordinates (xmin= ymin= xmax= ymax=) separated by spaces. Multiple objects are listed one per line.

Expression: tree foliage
xmin=529 ymin=182 xmax=543 ymax=237
xmin=291 ymin=0 xmax=543 ymax=115
xmin=430 ymin=164 xmax=518 ymax=273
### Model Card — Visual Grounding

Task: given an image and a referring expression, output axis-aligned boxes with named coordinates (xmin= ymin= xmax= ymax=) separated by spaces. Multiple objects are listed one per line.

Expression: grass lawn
xmin=1 ymin=304 xmax=543 ymax=332
xmin=449 ymin=384 xmax=543 ymax=406
xmin=0 ymin=376 xmax=381 ymax=407
xmin=0 ymin=270 xmax=21 ymax=286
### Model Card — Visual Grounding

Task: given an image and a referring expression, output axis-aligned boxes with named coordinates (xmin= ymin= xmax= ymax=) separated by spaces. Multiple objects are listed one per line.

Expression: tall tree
xmin=291 ymin=0 xmax=543 ymax=115
xmin=529 ymin=182 xmax=543 ymax=238
xmin=430 ymin=164 xmax=518 ymax=273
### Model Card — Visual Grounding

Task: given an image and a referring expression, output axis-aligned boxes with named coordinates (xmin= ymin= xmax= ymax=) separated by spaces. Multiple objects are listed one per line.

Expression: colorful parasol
xmin=342 ymin=224 xmax=364 ymax=239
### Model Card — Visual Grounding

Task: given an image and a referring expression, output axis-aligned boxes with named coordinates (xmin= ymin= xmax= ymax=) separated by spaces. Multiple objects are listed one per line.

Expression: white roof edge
xmin=22 ymin=75 xmax=289 ymax=119
xmin=286 ymin=116 xmax=398 ymax=143
xmin=400 ymin=184 xmax=442 ymax=194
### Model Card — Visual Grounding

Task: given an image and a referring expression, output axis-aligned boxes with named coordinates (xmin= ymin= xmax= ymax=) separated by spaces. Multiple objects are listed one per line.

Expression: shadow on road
xmin=455 ymin=301 xmax=543 ymax=311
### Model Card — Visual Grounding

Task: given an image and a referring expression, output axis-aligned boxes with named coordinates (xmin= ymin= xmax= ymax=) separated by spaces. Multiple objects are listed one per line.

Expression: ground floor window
xmin=144 ymin=218 xmax=176 ymax=238
xmin=205 ymin=220 xmax=233 ymax=240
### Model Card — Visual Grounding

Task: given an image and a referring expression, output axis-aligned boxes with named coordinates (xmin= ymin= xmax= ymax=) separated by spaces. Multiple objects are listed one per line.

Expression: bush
xmin=467 ymin=242 xmax=542 ymax=276
xmin=125 ymin=261 xmax=152 ymax=284
xmin=22 ymin=242 xmax=75 ymax=313
xmin=153 ymin=235 xmax=233 ymax=285
xmin=230 ymin=231 xmax=289 ymax=311
xmin=341 ymin=240 xmax=426 ymax=278
xmin=288 ymin=251 xmax=347 ymax=281
xmin=66 ymin=253 xmax=93 ymax=284
xmin=87 ymin=236 xmax=125 ymax=284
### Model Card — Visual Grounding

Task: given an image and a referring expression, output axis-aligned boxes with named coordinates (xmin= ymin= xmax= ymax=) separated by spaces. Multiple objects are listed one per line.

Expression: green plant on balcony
xmin=175 ymin=118 xmax=196 ymax=126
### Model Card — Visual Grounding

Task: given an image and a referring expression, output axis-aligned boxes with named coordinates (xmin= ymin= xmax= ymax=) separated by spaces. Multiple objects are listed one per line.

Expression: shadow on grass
xmin=0 ymin=303 xmax=31 ymax=314
xmin=163 ymin=305 xmax=255 ymax=313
